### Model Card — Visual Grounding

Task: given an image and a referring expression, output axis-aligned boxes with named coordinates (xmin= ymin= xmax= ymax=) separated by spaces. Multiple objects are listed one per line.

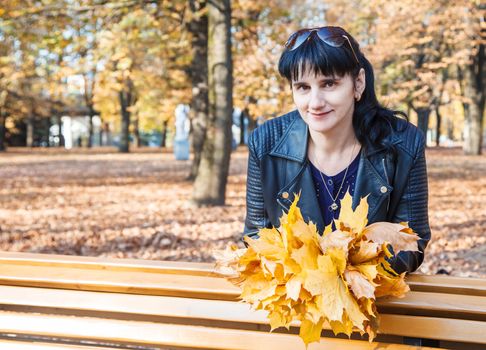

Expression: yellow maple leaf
xmin=350 ymin=240 xmax=381 ymax=264
xmin=292 ymin=220 xmax=319 ymax=247
xmin=329 ymin=313 xmax=354 ymax=337
xmin=212 ymin=243 xmax=244 ymax=277
xmin=312 ymin=255 xmax=345 ymax=321
xmin=299 ymin=318 xmax=324 ymax=346
xmin=375 ymin=272 xmax=410 ymax=298
xmin=260 ymin=256 xmax=279 ymax=277
xmin=344 ymin=269 xmax=376 ymax=299
xmin=240 ymin=273 xmax=278 ymax=304
xmin=245 ymin=227 xmax=285 ymax=258
xmin=359 ymin=297 xmax=376 ymax=317
xmin=363 ymin=222 xmax=420 ymax=253
xmin=286 ymin=192 xmax=304 ymax=224
xmin=334 ymin=191 xmax=369 ymax=234
xmin=305 ymin=299 xmax=323 ymax=324
xmin=327 ymin=247 xmax=347 ymax=275
xmin=291 ymin=243 xmax=319 ymax=270
xmin=354 ymin=263 xmax=379 ymax=282
xmin=318 ymin=229 xmax=354 ymax=254
xmin=285 ymin=274 xmax=303 ymax=301
xmin=269 ymin=309 xmax=291 ymax=331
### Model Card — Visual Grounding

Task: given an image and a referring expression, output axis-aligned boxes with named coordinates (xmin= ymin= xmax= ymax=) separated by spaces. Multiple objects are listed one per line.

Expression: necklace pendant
xmin=330 ymin=202 xmax=339 ymax=211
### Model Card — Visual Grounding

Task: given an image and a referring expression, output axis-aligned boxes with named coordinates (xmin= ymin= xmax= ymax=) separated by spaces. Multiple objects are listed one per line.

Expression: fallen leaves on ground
xmin=0 ymin=146 xmax=484 ymax=278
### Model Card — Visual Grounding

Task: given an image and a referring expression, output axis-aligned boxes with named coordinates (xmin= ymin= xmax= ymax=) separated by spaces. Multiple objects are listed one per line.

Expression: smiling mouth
xmin=309 ymin=110 xmax=332 ymax=118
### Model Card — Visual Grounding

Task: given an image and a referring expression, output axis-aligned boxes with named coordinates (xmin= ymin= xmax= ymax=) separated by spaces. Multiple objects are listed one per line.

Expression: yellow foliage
xmin=214 ymin=191 xmax=419 ymax=347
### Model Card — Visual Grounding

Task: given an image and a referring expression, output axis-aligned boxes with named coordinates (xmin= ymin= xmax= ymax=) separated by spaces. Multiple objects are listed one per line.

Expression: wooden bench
xmin=0 ymin=251 xmax=484 ymax=349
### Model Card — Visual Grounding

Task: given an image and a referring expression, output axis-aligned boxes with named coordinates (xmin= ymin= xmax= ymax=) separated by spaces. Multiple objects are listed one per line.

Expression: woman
xmin=243 ymin=26 xmax=430 ymax=274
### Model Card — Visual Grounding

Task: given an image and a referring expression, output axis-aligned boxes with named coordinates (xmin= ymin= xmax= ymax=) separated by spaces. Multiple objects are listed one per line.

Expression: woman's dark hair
xmin=278 ymin=27 xmax=407 ymax=154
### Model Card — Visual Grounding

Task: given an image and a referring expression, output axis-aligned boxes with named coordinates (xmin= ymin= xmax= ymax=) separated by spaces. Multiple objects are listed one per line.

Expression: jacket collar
xmin=269 ymin=111 xmax=309 ymax=163
xmin=269 ymin=110 xmax=403 ymax=161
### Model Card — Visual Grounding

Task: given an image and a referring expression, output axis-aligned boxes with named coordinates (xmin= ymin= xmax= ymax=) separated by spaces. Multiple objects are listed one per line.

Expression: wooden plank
xmin=0 ymin=264 xmax=484 ymax=320
xmin=406 ymin=274 xmax=486 ymax=297
xmin=0 ymin=251 xmax=215 ymax=276
xmin=377 ymin=291 xmax=486 ymax=320
xmin=0 ymin=285 xmax=269 ymax=325
xmin=379 ymin=314 xmax=486 ymax=344
xmin=0 ymin=285 xmax=484 ymax=343
xmin=0 ymin=252 xmax=484 ymax=296
xmin=0 ymin=311 xmax=435 ymax=350
xmin=0 ymin=284 xmax=482 ymax=323
xmin=0 ymin=263 xmax=239 ymax=300
xmin=0 ymin=339 xmax=116 ymax=350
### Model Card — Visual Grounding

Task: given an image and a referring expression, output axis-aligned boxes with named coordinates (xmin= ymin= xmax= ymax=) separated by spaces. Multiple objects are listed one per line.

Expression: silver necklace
xmin=313 ymin=142 xmax=357 ymax=212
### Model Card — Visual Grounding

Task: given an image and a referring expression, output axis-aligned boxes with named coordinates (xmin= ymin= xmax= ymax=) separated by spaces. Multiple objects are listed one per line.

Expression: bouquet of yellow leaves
xmin=214 ymin=192 xmax=420 ymax=346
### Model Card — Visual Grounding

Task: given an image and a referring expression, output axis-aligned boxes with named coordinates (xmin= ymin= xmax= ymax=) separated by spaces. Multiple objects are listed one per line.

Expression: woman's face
xmin=291 ymin=68 xmax=365 ymax=136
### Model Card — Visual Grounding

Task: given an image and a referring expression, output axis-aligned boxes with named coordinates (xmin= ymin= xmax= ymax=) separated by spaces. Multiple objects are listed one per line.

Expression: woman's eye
xmin=323 ymin=81 xmax=336 ymax=88
xmin=296 ymin=85 xmax=309 ymax=91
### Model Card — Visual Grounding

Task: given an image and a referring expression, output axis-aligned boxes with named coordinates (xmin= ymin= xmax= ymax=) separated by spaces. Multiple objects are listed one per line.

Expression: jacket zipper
xmin=382 ymin=158 xmax=389 ymax=184
xmin=382 ymin=158 xmax=391 ymax=212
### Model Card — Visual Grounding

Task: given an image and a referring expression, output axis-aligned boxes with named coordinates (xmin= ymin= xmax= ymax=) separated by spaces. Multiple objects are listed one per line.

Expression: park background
xmin=0 ymin=0 xmax=484 ymax=278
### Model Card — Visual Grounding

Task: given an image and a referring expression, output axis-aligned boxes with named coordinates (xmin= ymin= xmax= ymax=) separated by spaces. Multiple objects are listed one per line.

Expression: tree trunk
xmin=416 ymin=107 xmax=431 ymax=145
xmin=188 ymin=0 xmax=209 ymax=180
xmin=239 ymin=109 xmax=246 ymax=146
xmin=26 ymin=116 xmax=34 ymax=147
xmin=97 ymin=116 xmax=103 ymax=146
xmin=447 ymin=118 xmax=454 ymax=141
xmin=57 ymin=115 xmax=64 ymax=147
xmin=435 ymin=108 xmax=441 ymax=147
xmin=44 ymin=117 xmax=51 ymax=147
xmin=87 ymin=106 xmax=95 ymax=148
xmin=118 ymin=80 xmax=134 ymax=153
xmin=0 ymin=111 xmax=6 ymax=151
xmin=119 ymin=94 xmax=130 ymax=153
xmin=462 ymin=42 xmax=484 ymax=155
xmin=192 ymin=0 xmax=233 ymax=206
xmin=133 ymin=115 xmax=141 ymax=148
xmin=160 ymin=120 xmax=168 ymax=148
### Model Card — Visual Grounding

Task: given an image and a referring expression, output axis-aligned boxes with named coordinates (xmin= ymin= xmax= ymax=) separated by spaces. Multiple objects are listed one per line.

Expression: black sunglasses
xmin=284 ymin=27 xmax=360 ymax=65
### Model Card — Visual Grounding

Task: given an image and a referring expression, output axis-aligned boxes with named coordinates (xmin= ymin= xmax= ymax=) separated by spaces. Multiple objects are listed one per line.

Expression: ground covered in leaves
xmin=0 ymin=146 xmax=484 ymax=278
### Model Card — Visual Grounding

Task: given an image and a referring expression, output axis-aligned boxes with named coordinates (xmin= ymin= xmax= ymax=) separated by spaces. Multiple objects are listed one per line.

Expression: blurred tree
xmin=192 ymin=0 xmax=233 ymax=205
xmin=186 ymin=0 xmax=208 ymax=180
xmin=451 ymin=1 xmax=484 ymax=155
xmin=93 ymin=6 xmax=187 ymax=152
xmin=327 ymin=0 xmax=484 ymax=153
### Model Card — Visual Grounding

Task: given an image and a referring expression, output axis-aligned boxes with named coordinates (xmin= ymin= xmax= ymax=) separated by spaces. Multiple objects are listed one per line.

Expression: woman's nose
xmin=309 ymin=90 xmax=326 ymax=110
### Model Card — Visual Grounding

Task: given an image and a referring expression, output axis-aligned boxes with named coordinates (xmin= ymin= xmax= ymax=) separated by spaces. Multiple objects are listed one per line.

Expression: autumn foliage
xmin=215 ymin=192 xmax=420 ymax=346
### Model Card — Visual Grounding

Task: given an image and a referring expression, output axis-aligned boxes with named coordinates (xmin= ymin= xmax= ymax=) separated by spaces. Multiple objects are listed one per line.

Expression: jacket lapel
xmin=353 ymin=151 xmax=393 ymax=223
xmin=269 ymin=113 xmax=325 ymax=232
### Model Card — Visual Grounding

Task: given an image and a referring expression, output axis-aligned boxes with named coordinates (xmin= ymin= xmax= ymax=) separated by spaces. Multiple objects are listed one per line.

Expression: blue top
xmin=309 ymin=150 xmax=361 ymax=228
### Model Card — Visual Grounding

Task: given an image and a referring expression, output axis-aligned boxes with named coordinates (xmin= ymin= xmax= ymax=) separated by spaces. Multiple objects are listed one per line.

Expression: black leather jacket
xmin=244 ymin=110 xmax=430 ymax=274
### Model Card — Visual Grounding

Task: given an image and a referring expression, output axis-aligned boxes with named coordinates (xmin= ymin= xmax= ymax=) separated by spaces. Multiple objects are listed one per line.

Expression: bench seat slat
xmin=0 ymin=285 xmax=484 ymax=343
xmin=2 ymin=263 xmax=486 ymax=316
xmin=0 ymin=284 xmax=483 ymax=323
xmin=0 ymin=263 xmax=237 ymax=300
xmin=0 ymin=264 xmax=484 ymax=319
xmin=0 ymin=251 xmax=208 ymax=275
xmin=0 ymin=252 xmax=484 ymax=296
xmin=0 ymin=339 xmax=116 ymax=350
xmin=0 ymin=311 xmax=437 ymax=350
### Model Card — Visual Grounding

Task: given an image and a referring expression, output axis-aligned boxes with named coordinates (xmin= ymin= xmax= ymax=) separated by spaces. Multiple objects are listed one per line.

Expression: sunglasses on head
xmin=284 ymin=27 xmax=360 ymax=65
